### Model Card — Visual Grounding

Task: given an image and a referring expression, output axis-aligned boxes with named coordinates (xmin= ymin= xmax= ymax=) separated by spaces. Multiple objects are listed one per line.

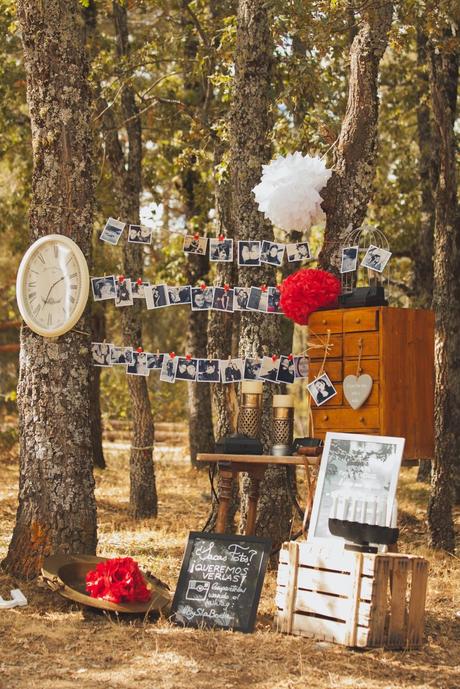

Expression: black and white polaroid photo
xmin=209 ymin=238 xmax=233 ymax=262
xmin=277 ymin=356 xmax=295 ymax=385
xmin=145 ymin=284 xmax=170 ymax=310
xmin=91 ymin=275 xmax=116 ymax=301
xmin=244 ymin=358 xmax=262 ymax=380
xmin=146 ymin=353 xmax=164 ymax=370
xmin=247 ymin=287 xmax=262 ymax=311
xmin=259 ymin=356 xmax=280 ymax=383
xmin=238 ymin=240 xmax=261 ymax=267
xmin=307 ymin=373 xmax=337 ymax=407
xmin=127 ymin=224 xmax=153 ymax=244
xmin=233 ymin=286 xmax=251 ymax=311
xmin=212 ymin=287 xmax=234 ymax=312
xmin=220 ymin=358 xmax=244 ymax=383
xmin=132 ymin=280 xmax=150 ymax=299
xmin=340 ymin=246 xmax=359 ymax=274
xmin=293 ymin=355 xmax=309 ymax=379
xmin=100 ymin=218 xmax=126 ymax=245
xmin=197 ymin=359 xmax=221 ymax=383
xmin=267 ymin=286 xmax=282 ymax=314
xmin=175 ymin=357 xmax=198 ymax=381
xmin=110 ymin=346 xmax=133 ymax=366
xmin=183 ymin=234 xmax=208 ymax=255
xmin=167 ymin=286 xmax=191 ymax=306
xmin=127 ymin=351 xmax=149 ymax=376
xmin=258 ymin=289 xmax=268 ymax=313
xmin=191 ymin=287 xmax=214 ymax=311
xmin=260 ymin=240 xmax=285 ymax=266
xmin=286 ymin=242 xmax=311 ymax=262
xmin=91 ymin=342 xmax=112 ymax=367
xmin=115 ymin=279 xmax=134 ymax=307
xmin=360 ymin=244 xmax=392 ymax=273
xmin=160 ymin=355 xmax=178 ymax=383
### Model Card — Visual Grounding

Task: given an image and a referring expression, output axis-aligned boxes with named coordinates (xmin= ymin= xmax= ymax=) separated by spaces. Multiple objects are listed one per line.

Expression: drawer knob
xmin=322 ymin=319 xmax=327 ymax=325
xmin=322 ymin=415 xmax=329 ymax=421
xmin=359 ymin=416 xmax=365 ymax=423
xmin=355 ymin=318 xmax=361 ymax=324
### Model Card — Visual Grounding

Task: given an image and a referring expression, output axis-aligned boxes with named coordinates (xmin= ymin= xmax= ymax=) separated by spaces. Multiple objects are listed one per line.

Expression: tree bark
xmin=319 ymin=2 xmax=393 ymax=272
xmin=90 ymin=305 xmax=106 ymax=469
xmin=230 ymin=0 xmax=291 ymax=550
xmin=4 ymin=0 xmax=97 ymax=578
xmin=428 ymin=29 xmax=459 ymax=549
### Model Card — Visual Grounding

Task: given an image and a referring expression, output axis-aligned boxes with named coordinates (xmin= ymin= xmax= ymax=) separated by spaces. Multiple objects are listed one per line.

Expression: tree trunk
xmin=427 ymin=30 xmax=459 ymax=549
xmin=319 ymin=2 xmax=393 ymax=272
xmin=90 ymin=305 xmax=106 ymax=469
xmin=4 ymin=0 xmax=97 ymax=578
xmin=230 ymin=0 xmax=291 ymax=550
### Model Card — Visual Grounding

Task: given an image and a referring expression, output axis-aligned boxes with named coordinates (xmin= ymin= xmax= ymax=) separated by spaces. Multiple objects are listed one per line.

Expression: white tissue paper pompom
xmin=252 ymin=152 xmax=332 ymax=231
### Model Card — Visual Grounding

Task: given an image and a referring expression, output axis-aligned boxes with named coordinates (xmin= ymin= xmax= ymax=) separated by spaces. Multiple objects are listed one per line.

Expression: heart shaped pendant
xmin=343 ymin=374 xmax=373 ymax=410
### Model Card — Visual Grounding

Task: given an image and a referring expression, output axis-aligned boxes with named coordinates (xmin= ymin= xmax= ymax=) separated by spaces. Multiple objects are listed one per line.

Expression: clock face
xmin=17 ymin=235 xmax=89 ymax=337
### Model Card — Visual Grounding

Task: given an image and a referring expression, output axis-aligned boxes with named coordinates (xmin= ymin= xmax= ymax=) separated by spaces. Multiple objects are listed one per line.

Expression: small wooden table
xmin=197 ymin=453 xmax=320 ymax=536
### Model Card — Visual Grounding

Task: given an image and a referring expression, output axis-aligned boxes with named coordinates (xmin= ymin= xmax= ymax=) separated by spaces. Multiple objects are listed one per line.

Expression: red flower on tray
xmin=85 ymin=557 xmax=151 ymax=604
xmin=279 ymin=268 xmax=341 ymax=326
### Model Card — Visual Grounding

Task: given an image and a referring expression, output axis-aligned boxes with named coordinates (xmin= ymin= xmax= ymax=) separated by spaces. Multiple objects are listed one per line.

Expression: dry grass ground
xmin=0 ymin=440 xmax=459 ymax=689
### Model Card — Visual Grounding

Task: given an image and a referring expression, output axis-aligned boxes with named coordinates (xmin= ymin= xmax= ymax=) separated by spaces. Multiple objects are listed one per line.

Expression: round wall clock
xmin=16 ymin=234 xmax=90 ymax=338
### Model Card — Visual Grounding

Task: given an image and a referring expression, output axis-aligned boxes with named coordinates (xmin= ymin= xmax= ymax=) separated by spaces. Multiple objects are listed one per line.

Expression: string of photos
xmin=91 ymin=345 xmax=309 ymax=386
xmin=91 ymin=276 xmax=284 ymax=315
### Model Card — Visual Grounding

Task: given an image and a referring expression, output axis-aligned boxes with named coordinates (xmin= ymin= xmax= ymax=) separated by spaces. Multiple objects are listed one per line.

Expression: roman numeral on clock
xmin=53 ymin=245 xmax=58 ymax=258
xmin=70 ymin=284 xmax=77 ymax=290
xmin=37 ymin=253 xmax=45 ymax=264
xmin=28 ymin=292 xmax=36 ymax=302
xmin=47 ymin=313 xmax=52 ymax=326
xmin=69 ymin=273 xmax=77 ymax=279
xmin=33 ymin=304 xmax=40 ymax=316
xmin=70 ymin=296 xmax=75 ymax=304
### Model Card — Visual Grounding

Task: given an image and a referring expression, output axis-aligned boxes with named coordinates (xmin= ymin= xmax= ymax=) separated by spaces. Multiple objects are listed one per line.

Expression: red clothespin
xmin=118 ymin=275 xmax=125 ymax=284
xmin=261 ymin=284 xmax=267 ymax=293
xmin=218 ymin=234 xmax=225 ymax=242
xmin=272 ymin=354 xmax=278 ymax=362
xmin=288 ymin=353 xmax=293 ymax=361
xmin=136 ymin=346 xmax=143 ymax=353
xmin=185 ymin=354 xmax=192 ymax=361
xmin=169 ymin=351 xmax=176 ymax=359
xmin=136 ymin=277 xmax=143 ymax=286
xmin=194 ymin=232 xmax=200 ymax=241
xmin=200 ymin=282 xmax=206 ymax=291
xmin=223 ymin=283 xmax=230 ymax=292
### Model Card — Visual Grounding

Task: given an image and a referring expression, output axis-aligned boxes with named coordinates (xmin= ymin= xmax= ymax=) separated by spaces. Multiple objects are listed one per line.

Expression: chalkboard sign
xmin=170 ymin=531 xmax=271 ymax=633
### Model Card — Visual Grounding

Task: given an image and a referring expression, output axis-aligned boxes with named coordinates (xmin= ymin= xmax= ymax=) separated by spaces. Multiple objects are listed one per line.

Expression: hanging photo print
xmin=209 ymin=238 xmax=233 ymax=262
xmin=91 ymin=342 xmax=112 ymax=367
xmin=160 ymin=355 xmax=178 ymax=383
xmin=168 ymin=286 xmax=191 ymax=305
xmin=247 ymin=287 xmax=263 ymax=311
xmin=220 ymin=358 xmax=244 ymax=383
xmin=293 ymin=355 xmax=309 ymax=379
xmin=127 ymin=224 xmax=153 ymax=244
xmin=259 ymin=356 xmax=280 ymax=383
xmin=100 ymin=218 xmax=126 ymax=245
xmin=183 ymin=234 xmax=208 ymax=255
xmin=340 ymin=246 xmax=359 ymax=274
xmin=127 ymin=351 xmax=149 ymax=376
xmin=91 ymin=275 xmax=116 ymax=301
xmin=267 ymin=286 xmax=282 ymax=314
xmin=197 ymin=359 xmax=221 ymax=382
xmin=286 ymin=242 xmax=311 ymax=262
xmin=212 ymin=287 xmax=234 ymax=312
xmin=115 ymin=278 xmax=134 ymax=307
xmin=307 ymin=372 xmax=337 ymax=406
xmin=176 ymin=357 xmax=198 ymax=381
xmin=110 ymin=346 xmax=133 ymax=366
xmin=360 ymin=244 xmax=392 ymax=273
xmin=260 ymin=241 xmax=285 ymax=266
xmin=233 ymin=287 xmax=250 ymax=311
xmin=238 ymin=241 xmax=261 ymax=266
xmin=132 ymin=280 xmax=150 ymax=299
xmin=145 ymin=284 xmax=169 ymax=309
xmin=277 ymin=356 xmax=295 ymax=384
xmin=191 ymin=287 xmax=214 ymax=311
xmin=244 ymin=358 xmax=262 ymax=380
xmin=146 ymin=352 xmax=164 ymax=370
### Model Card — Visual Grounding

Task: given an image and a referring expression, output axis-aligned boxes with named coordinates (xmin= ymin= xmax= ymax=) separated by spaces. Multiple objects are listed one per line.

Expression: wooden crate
xmin=275 ymin=542 xmax=428 ymax=649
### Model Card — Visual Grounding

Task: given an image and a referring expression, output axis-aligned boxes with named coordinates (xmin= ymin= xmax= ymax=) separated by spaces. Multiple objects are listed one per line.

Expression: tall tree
xmin=230 ymin=0 xmax=292 ymax=549
xmin=4 ymin=0 xmax=97 ymax=578
xmin=319 ymin=1 xmax=393 ymax=271
xmin=427 ymin=24 xmax=459 ymax=549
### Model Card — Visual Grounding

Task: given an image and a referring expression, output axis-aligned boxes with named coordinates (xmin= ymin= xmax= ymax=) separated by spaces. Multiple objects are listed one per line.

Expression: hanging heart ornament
xmin=343 ymin=374 xmax=373 ymax=410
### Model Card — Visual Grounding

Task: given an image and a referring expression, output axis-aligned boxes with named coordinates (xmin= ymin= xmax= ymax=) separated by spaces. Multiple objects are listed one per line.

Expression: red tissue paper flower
xmin=280 ymin=268 xmax=341 ymax=326
xmin=85 ymin=557 xmax=151 ymax=604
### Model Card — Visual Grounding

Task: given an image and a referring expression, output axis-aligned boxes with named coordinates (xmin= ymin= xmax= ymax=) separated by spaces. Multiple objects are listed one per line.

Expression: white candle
xmin=331 ymin=495 xmax=338 ymax=519
xmin=371 ymin=498 xmax=378 ymax=525
xmin=360 ymin=499 xmax=367 ymax=523
xmin=350 ymin=498 xmax=357 ymax=522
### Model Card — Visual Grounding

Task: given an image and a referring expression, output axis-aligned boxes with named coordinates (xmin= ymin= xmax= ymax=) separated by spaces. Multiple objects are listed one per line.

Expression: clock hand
xmin=43 ymin=276 xmax=65 ymax=305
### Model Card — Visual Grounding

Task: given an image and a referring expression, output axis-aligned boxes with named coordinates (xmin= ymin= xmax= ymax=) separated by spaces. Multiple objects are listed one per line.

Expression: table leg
xmin=216 ymin=466 xmax=233 ymax=534
xmin=246 ymin=475 xmax=260 ymax=536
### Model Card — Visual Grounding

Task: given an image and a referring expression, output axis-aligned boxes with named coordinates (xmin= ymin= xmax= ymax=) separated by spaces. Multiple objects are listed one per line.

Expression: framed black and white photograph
xmin=277 ymin=355 xmax=295 ymax=385
xmin=91 ymin=275 xmax=116 ymax=301
xmin=197 ymin=359 xmax=221 ymax=383
xmin=127 ymin=351 xmax=149 ymax=376
xmin=259 ymin=356 xmax=280 ymax=383
xmin=267 ymin=286 xmax=282 ymax=314
xmin=340 ymin=246 xmax=359 ymax=274
xmin=127 ymin=224 xmax=153 ymax=244
xmin=209 ymin=238 xmax=233 ymax=262
xmin=238 ymin=240 xmax=261 ymax=267
xmin=286 ymin=242 xmax=311 ymax=262
xmin=146 ymin=353 xmax=164 ymax=370
xmin=191 ymin=287 xmax=214 ymax=311
xmin=360 ymin=244 xmax=392 ymax=273
xmin=110 ymin=345 xmax=133 ymax=366
xmin=220 ymin=358 xmax=244 ymax=383
xmin=260 ymin=240 xmax=284 ymax=266
xmin=293 ymin=355 xmax=308 ymax=379
xmin=233 ymin=286 xmax=250 ymax=311
xmin=307 ymin=372 xmax=337 ymax=406
xmin=99 ymin=217 xmax=126 ymax=245
xmin=132 ymin=280 xmax=150 ymax=299
xmin=183 ymin=234 xmax=208 ymax=255
xmin=115 ymin=279 xmax=133 ymax=307
xmin=212 ymin=287 xmax=234 ymax=313
xmin=176 ymin=357 xmax=198 ymax=381
xmin=160 ymin=355 xmax=178 ymax=383
xmin=145 ymin=284 xmax=169 ymax=310
xmin=243 ymin=358 xmax=262 ymax=381
xmin=309 ymin=432 xmax=405 ymax=542
xmin=91 ymin=342 xmax=112 ymax=367
xmin=167 ymin=286 xmax=191 ymax=306
xmin=258 ymin=290 xmax=268 ymax=313
xmin=247 ymin=287 xmax=262 ymax=311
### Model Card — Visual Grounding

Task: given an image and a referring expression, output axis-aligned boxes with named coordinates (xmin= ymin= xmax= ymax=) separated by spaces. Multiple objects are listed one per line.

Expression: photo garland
xmin=91 ymin=344 xmax=309 ymax=386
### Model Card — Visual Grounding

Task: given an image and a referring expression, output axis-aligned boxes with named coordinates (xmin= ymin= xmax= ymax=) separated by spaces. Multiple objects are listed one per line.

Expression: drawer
xmin=344 ymin=332 xmax=379 ymax=358
xmin=309 ymin=360 xmax=343 ymax=382
xmin=312 ymin=407 xmax=380 ymax=429
xmin=344 ymin=358 xmax=379 ymax=380
xmin=313 ymin=384 xmax=343 ymax=407
xmin=308 ymin=310 xmax=343 ymax=334
xmin=343 ymin=308 xmax=379 ymax=332
xmin=342 ymin=382 xmax=379 ymax=407
xmin=308 ymin=334 xmax=342 ymax=359
xmin=312 ymin=429 xmax=380 ymax=443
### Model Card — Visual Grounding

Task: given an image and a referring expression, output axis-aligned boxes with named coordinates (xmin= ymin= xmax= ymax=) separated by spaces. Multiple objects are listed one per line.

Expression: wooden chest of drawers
xmin=307 ymin=307 xmax=434 ymax=460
